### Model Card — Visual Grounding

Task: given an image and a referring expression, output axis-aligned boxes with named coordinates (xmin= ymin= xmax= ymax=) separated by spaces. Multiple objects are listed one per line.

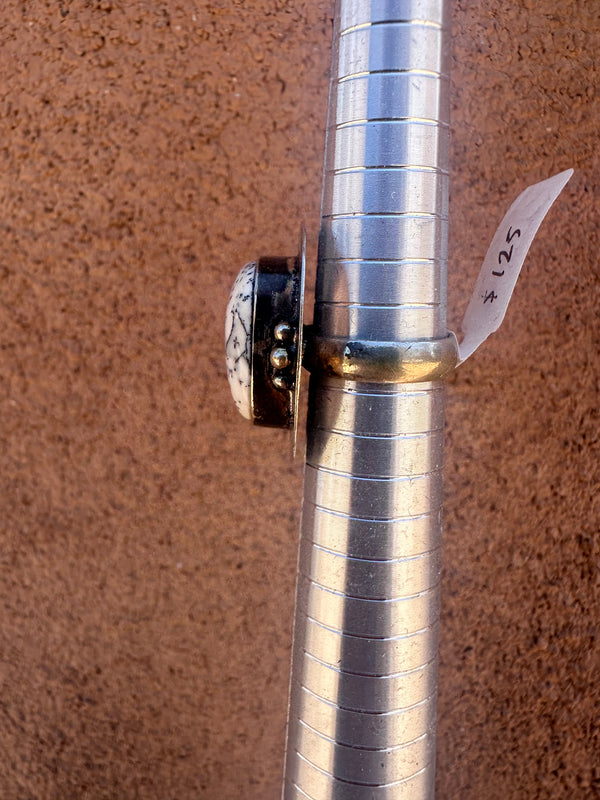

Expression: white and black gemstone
xmin=225 ymin=262 xmax=256 ymax=420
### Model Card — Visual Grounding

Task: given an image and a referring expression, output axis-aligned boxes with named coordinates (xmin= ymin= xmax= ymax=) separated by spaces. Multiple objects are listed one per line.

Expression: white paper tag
xmin=458 ymin=168 xmax=573 ymax=364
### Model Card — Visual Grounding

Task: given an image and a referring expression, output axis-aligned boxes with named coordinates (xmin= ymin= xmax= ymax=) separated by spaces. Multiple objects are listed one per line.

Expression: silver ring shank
xmin=284 ymin=1 xmax=450 ymax=798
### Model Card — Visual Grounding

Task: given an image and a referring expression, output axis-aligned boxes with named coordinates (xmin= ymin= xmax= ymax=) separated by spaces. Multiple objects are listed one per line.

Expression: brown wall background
xmin=1 ymin=1 xmax=598 ymax=798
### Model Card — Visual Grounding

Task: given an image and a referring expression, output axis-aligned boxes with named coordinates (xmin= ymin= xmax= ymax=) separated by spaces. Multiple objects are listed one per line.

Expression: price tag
xmin=458 ymin=169 xmax=573 ymax=364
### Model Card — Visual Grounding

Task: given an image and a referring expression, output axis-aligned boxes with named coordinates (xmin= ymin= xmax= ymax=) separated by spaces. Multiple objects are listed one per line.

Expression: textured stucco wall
xmin=0 ymin=2 xmax=598 ymax=798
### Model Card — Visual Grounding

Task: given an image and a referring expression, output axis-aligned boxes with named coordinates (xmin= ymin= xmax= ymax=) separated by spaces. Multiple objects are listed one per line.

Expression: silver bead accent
xmin=274 ymin=321 xmax=293 ymax=342
xmin=273 ymin=375 xmax=290 ymax=391
xmin=270 ymin=347 xmax=291 ymax=370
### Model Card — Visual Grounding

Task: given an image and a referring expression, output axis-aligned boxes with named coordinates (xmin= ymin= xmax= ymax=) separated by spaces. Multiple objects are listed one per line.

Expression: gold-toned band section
xmin=305 ymin=331 xmax=459 ymax=384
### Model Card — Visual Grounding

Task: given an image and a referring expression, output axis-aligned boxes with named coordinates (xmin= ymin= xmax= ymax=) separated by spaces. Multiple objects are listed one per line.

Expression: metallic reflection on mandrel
xmin=283 ymin=0 xmax=450 ymax=797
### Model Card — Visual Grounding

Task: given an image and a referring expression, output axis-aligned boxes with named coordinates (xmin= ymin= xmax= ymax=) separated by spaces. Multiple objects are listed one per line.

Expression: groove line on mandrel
xmin=312 ymin=427 xmax=443 ymax=441
xmin=300 ymin=575 xmax=441 ymax=604
xmin=311 ymin=425 xmax=441 ymax=442
xmin=309 ymin=540 xmax=441 ymax=567
xmin=293 ymin=748 xmax=430 ymax=789
xmin=322 ymin=211 xmax=447 ymax=221
xmin=314 ymin=296 xmax=443 ymax=310
xmin=288 ymin=780 xmax=315 ymax=800
xmin=306 ymin=463 xmax=442 ymax=482
xmin=307 ymin=505 xmax=444 ymax=525
xmin=315 ymin=300 xmax=440 ymax=310
xmin=300 ymin=573 xmax=440 ymax=604
xmin=301 ymin=576 xmax=441 ymax=606
xmin=315 ymin=389 xmax=441 ymax=401
xmin=303 ymin=611 xmax=438 ymax=643
xmin=340 ymin=19 xmax=443 ymax=36
xmin=321 ymin=254 xmax=442 ymax=264
xmin=337 ymin=67 xmax=445 ymax=83
xmin=306 ymin=537 xmax=441 ymax=562
xmin=312 ymin=424 xmax=443 ymax=439
xmin=313 ymin=379 xmax=441 ymax=396
xmin=331 ymin=117 xmax=449 ymax=132
xmin=294 ymin=749 xmax=430 ymax=788
xmin=312 ymin=395 xmax=440 ymax=409
xmin=330 ymin=164 xmax=449 ymax=177
xmin=288 ymin=780 xmax=317 ymax=800
xmin=310 ymin=503 xmax=439 ymax=525
xmin=302 ymin=646 xmax=437 ymax=681
xmin=294 ymin=715 xmax=430 ymax=753
xmin=295 ymin=681 xmax=437 ymax=718
xmin=305 ymin=464 xmax=440 ymax=481
xmin=314 ymin=381 xmax=440 ymax=396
